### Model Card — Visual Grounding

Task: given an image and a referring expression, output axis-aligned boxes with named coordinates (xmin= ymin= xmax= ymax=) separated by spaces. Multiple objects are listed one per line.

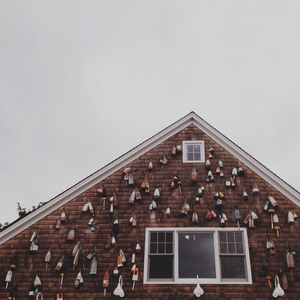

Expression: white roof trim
xmin=1 ymin=112 xmax=300 ymax=245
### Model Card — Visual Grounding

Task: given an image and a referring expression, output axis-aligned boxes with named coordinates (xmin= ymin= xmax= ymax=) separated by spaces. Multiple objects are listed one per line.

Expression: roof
xmin=1 ymin=111 xmax=300 ymax=245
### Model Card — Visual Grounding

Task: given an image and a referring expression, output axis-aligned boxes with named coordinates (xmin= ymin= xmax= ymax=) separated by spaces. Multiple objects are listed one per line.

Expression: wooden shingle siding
xmin=0 ymin=124 xmax=299 ymax=299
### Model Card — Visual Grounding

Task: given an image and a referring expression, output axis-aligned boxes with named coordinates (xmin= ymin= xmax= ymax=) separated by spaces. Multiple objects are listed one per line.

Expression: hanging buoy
xmin=268 ymin=195 xmax=278 ymax=207
xmin=234 ymin=207 xmax=241 ymax=228
xmin=129 ymin=190 xmax=136 ymax=205
xmin=242 ymin=187 xmax=248 ymax=201
xmin=193 ymin=275 xmax=204 ymax=298
xmin=29 ymin=232 xmax=39 ymax=253
xmin=205 ymin=159 xmax=211 ymax=170
xmin=273 ymin=214 xmax=280 ymax=237
xmin=149 ymin=200 xmax=157 ymax=212
xmin=207 ymin=170 xmax=214 ymax=182
xmin=34 ymin=274 xmax=42 ymax=288
xmin=135 ymin=242 xmax=141 ymax=254
xmin=192 ymin=212 xmax=199 ymax=224
xmin=45 ymin=249 xmax=51 ymax=270
xmin=56 ymin=292 xmax=64 ymax=300
xmin=219 ymin=213 xmax=227 ymax=227
xmin=129 ymin=214 xmax=137 ymax=227
xmin=113 ymin=267 xmax=119 ymax=276
xmin=67 ymin=229 xmax=75 ymax=241
xmin=159 ymin=155 xmax=168 ymax=167
xmin=135 ymin=189 xmax=142 ymax=201
xmin=113 ymin=275 xmax=125 ymax=298
xmin=266 ymin=235 xmax=276 ymax=255
xmin=60 ymin=209 xmax=67 ymax=223
xmin=128 ymin=173 xmax=134 ymax=186
xmin=96 ymin=186 xmax=106 ymax=197
xmin=252 ymin=184 xmax=260 ymax=195
xmin=164 ymin=207 xmax=171 ymax=217
xmin=55 ymin=218 xmax=61 ymax=230
xmin=148 ymin=161 xmax=153 ymax=170
xmin=112 ymin=217 xmax=119 ymax=236
xmin=102 ymin=271 xmax=109 ymax=296
xmin=122 ymin=167 xmax=131 ymax=185
xmin=5 ymin=270 xmax=12 ymax=288
xmin=74 ymin=271 xmax=83 ymax=288
xmin=132 ymin=267 xmax=139 ymax=291
xmin=286 ymin=244 xmax=296 ymax=282
xmin=141 ymin=175 xmax=150 ymax=193
xmin=191 ymin=167 xmax=197 ymax=183
xmin=89 ymin=255 xmax=97 ymax=275
xmin=171 ymin=145 xmax=177 ymax=156
xmin=225 ymin=179 xmax=231 ymax=189
xmin=288 ymin=210 xmax=298 ymax=224
xmin=153 ymin=187 xmax=160 ymax=199
xmin=73 ymin=248 xmax=80 ymax=270
xmin=55 ymin=255 xmax=65 ymax=272
xmin=237 ymin=166 xmax=245 ymax=176
xmin=232 ymin=168 xmax=238 ymax=178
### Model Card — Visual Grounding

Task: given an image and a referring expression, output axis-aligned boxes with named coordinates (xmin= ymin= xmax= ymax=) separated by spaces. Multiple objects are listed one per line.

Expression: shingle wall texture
xmin=0 ymin=125 xmax=299 ymax=299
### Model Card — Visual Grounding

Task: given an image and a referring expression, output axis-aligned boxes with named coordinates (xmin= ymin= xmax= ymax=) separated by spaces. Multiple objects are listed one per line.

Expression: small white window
xmin=182 ymin=140 xmax=205 ymax=163
xmin=144 ymin=228 xmax=252 ymax=285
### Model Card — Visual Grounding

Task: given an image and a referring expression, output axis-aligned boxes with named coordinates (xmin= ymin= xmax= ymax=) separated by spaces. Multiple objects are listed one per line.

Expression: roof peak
xmin=1 ymin=112 xmax=300 ymax=244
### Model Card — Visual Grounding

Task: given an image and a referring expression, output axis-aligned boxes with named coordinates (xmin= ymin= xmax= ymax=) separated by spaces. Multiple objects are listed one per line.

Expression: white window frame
xmin=143 ymin=227 xmax=252 ymax=285
xmin=182 ymin=140 xmax=205 ymax=163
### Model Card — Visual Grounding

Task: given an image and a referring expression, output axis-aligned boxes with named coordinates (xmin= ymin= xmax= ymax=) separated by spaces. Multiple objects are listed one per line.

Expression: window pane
xmin=187 ymin=144 xmax=194 ymax=152
xmin=235 ymin=232 xmax=243 ymax=243
xmin=194 ymin=152 xmax=201 ymax=161
xmin=158 ymin=243 xmax=165 ymax=253
xmin=158 ymin=232 xmax=165 ymax=243
xmin=166 ymin=232 xmax=173 ymax=243
xmin=220 ymin=243 xmax=227 ymax=254
xmin=150 ymin=232 xmax=157 ymax=243
xmin=150 ymin=243 xmax=157 ymax=253
xmin=236 ymin=243 xmax=244 ymax=254
xmin=149 ymin=255 xmax=173 ymax=279
xmin=194 ymin=144 xmax=200 ymax=152
xmin=187 ymin=152 xmax=193 ymax=161
xmin=166 ymin=243 xmax=173 ymax=253
xmin=178 ymin=233 xmax=216 ymax=278
xmin=221 ymin=256 xmax=246 ymax=279
xmin=228 ymin=243 xmax=235 ymax=254
xmin=227 ymin=232 xmax=234 ymax=243
xmin=219 ymin=232 xmax=227 ymax=243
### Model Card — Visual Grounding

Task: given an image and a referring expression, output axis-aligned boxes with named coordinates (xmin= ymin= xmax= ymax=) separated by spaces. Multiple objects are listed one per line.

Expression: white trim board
xmin=1 ymin=111 xmax=300 ymax=245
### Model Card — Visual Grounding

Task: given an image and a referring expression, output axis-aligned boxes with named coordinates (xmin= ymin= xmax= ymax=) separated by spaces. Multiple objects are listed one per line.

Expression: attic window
xmin=182 ymin=140 xmax=205 ymax=163
xmin=144 ymin=227 xmax=252 ymax=285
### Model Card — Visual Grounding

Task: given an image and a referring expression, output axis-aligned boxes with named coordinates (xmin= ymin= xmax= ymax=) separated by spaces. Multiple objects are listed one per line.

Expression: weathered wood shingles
xmin=0 ymin=124 xmax=300 ymax=299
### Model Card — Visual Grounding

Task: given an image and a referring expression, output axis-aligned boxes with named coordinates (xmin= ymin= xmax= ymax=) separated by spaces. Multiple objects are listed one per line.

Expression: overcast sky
xmin=1 ymin=1 xmax=300 ymax=224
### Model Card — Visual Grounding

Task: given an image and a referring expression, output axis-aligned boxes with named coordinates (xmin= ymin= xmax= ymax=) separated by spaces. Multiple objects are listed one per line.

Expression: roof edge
xmin=1 ymin=112 xmax=300 ymax=245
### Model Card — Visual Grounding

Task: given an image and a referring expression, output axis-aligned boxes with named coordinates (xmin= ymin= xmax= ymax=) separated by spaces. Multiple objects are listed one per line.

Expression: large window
xmin=144 ymin=228 xmax=252 ymax=284
xmin=182 ymin=140 xmax=205 ymax=163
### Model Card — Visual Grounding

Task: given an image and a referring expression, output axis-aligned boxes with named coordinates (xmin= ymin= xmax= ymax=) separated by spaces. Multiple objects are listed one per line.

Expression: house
xmin=0 ymin=111 xmax=299 ymax=299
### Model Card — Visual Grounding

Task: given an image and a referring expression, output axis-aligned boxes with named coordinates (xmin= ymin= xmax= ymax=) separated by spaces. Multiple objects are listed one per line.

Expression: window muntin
xmin=182 ymin=140 xmax=205 ymax=163
xmin=144 ymin=228 xmax=252 ymax=284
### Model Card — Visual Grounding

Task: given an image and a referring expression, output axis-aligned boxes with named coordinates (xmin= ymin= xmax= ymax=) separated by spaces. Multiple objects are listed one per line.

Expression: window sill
xmin=182 ymin=160 xmax=205 ymax=163
xmin=144 ymin=279 xmax=253 ymax=285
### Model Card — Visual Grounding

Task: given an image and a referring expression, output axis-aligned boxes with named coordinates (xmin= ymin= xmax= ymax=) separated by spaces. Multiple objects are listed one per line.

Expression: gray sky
xmin=1 ymin=1 xmax=300 ymax=224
